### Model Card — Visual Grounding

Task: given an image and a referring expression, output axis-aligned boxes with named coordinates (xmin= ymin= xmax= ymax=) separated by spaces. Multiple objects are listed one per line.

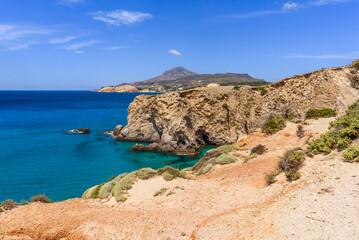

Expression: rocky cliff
xmin=114 ymin=64 xmax=359 ymax=155
xmin=98 ymin=85 xmax=139 ymax=93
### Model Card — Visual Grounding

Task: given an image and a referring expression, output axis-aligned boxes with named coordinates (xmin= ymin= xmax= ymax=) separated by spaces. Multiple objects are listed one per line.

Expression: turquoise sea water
xmin=0 ymin=91 xmax=209 ymax=202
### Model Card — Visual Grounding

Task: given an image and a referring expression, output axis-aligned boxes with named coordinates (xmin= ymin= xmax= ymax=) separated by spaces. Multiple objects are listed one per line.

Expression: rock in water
xmin=72 ymin=128 xmax=90 ymax=134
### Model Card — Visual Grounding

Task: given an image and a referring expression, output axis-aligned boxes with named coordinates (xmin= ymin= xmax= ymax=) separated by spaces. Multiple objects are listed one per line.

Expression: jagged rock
xmin=113 ymin=125 xmax=123 ymax=136
xmin=98 ymin=85 xmax=139 ymax=93
xmin=115 ymin=65 xmax=359 ymax=155
xmin=72 ymin=128 xmax=90 ymax=134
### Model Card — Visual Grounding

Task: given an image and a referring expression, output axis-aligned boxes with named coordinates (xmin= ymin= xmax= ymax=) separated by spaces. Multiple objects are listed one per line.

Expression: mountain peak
xmin=132 ymin=67 xmax=197 ymax=85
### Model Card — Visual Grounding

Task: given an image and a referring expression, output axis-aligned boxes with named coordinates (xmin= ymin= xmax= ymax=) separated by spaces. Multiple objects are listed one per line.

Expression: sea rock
xmin=72 ymin=128 xmax=90 ymax=134
xmin=114 ymin=65 xmax=359 ymax=155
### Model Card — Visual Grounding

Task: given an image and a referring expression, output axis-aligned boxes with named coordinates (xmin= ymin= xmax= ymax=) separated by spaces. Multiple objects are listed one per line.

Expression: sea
xmin=0 ymin=91 xmax=209 ymax=202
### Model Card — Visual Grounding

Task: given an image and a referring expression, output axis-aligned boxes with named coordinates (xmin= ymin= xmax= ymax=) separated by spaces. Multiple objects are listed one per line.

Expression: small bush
xmin=162 ymin=171 xmax=175 ymax=181
xmin=352 ymin=59 xmax=359 ymax=70
xmin=157 ymin=166 xmax=181 ymax=181
xmin=263 ymin=118 xmax=286 ymax=134
xmin=258 ymin=86 xmax=268 ymax=95
xmin=251 ymin=144 xmax=266 ymax=155
xmin=222 ymin=103 xmax=228 ymax=109
xmin=197 ymin=163 xmax=213 ymax=175
xmin=296 ymin=125 xmax=305 ymax=138
xmin=90 ymin=183 xmax=105 ymax=199
xmin=111 ymin=172 xmax=136 ymax=202
xmin=212 ymin=145 xmax=239 ymax=154
xmin=279 ymin=149 xmax=305 ymax=181
xmin=98 ymin=180 xmax=116 ymax=199
xmin=265 ymin=172 xmax=278 ymax=186
xmin=136 ymin=168 xmax=157 ymax=180
xmin=0 ymin=200 xmax=18 ymax=211
xmin=31 ymin=194 xmax=51 ymax=203
xmin=166 ymin=191 xmax=175 ymax=196
xmin=153 ymin=188 xmax=167 ymax=197
xmin=343 ymin=145 xmax=359 ymax=162
xmin=350 ymin=76 xmax=359 ymax=89
xmin=233 ymin=86 xmax=241 ymax=90
xmin=305 ymin=108 xmax=337 ymax=119
xmin=215 ymin=153 xmax=236 ymax=165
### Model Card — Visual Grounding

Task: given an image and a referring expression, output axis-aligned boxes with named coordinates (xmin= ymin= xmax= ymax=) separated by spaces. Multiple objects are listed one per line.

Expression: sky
xmin=0 ymin=0 xmax=358 ymax=90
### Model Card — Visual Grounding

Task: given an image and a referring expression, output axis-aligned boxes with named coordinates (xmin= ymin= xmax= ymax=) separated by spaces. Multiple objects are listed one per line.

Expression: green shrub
xmin=265 ymin=172 xmax=279 ymax=186
xmin=258 ymin=86 xmax=268 ymax=95
xmin=279 ymin=149 xmax=305 ymax=181
xmin=197 ymin=163 xmax=213 ymax=175
xmin=157 ymin=166 xmax=180 ymax=181
xmin=153 ymin=188 xmax=167 ymax=197
xmin=211 ymin=145 xmax=239 ymax=154
xmin=305 ymin=108 xmax=337 ymax=119
xmin=296 ymin=125 xmax=305 ymax=138
xmin=222 ymin=103 xmax=228 ymax=109
xmin=215 ymin=153 xmax=236 ymax=165
xmin=162 ymin=171 xmax=175 ymax=181
xmin=352 ymin=59 xmax=359 ymax=70
xmin=233 ymin=86 xmax=241 ymax=90
xmin=82 ymin=186 xmax=96 ymax=199
xmin=111 ymin=172 xmax=136 ymax=202
xmin=90 ymin=183 xmax=105 ymax=199
xmin=31 ymin=194 xmax=51 ymax=203
xmin=263 ymin=118 xmax=286 ymax=134
xmin=136 ymin=168 xmax=157 ymax=180
xmin=0 ymin=200 xmax=18 ymax=211
xmin=308 ymin=101 xmax=359 ymax=155
xmin=343 ymin=145 xmax=359 ymax=162
xmin=98 ymin=180 xmax=116 ymax=199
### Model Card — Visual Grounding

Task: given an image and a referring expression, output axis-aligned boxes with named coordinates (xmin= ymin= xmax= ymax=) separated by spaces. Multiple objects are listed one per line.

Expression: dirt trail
xmin=2 ymin=118 xmax=358 ymax=240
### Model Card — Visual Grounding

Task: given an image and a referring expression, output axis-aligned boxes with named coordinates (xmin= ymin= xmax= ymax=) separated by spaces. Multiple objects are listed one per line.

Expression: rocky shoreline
xmin=113 ymin=64 xmax=359 ymax=155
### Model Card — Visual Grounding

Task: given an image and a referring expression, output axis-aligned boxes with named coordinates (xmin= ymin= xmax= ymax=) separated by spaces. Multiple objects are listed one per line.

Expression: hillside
xmin=114 ymin=64 xmax=359 ymax=155
xmin=98 ymin=67 xmax=267 ymax=92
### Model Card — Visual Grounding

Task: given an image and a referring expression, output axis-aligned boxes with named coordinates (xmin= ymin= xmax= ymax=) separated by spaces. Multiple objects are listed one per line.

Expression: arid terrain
xmin=1 ymin=117 xmax=358 ymax=240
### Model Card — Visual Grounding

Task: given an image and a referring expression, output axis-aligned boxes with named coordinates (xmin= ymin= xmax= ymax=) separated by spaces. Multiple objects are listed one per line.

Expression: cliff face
xmin=114 ymin=65 xmax=359 ymax=154
xmin=98 ymin=85 xmax=139 ymax=93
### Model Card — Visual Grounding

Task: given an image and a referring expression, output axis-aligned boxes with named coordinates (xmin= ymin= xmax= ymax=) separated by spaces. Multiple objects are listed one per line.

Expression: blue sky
xmin=0 ymin=0 xmax=358 ymax=90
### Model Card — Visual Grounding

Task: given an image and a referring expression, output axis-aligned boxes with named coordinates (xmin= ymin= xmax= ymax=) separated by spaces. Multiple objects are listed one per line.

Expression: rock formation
xmin=114 ymin=64 xmax=359 ymax=155
xmin=71 ymin=128 xmax=90 ymax=134
xmin=98 ymin=85 xmax=139 ymax=93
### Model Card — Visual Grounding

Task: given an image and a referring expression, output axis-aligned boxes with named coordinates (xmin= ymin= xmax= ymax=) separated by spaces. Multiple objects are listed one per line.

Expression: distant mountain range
xmin=98 ymin=67 xmax=267 ymax=92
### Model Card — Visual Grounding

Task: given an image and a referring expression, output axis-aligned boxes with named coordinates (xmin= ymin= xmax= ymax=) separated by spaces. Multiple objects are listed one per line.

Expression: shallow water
xmin=0 ymin=91 xmax=209 ymax=202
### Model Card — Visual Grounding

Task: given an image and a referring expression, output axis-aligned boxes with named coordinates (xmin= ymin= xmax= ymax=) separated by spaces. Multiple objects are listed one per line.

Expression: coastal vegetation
xmin=305 ymin=108 xmax=337 ymax=119
xmin=263 ymin=117 xmax=286 ymax=134
xmin=83 ymin=166 xmax=188 ymax=202
xmin=31 ymin=194 xmax=51 ymax=203
xmin=343 ymin=145 xmax=359 ymax=162
xmin=308 ymin=100 xmax=359 ymax=155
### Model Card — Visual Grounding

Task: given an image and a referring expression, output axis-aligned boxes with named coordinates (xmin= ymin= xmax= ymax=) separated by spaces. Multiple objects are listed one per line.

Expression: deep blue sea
xmin=0 ymin=91 xmax=209 ymax=202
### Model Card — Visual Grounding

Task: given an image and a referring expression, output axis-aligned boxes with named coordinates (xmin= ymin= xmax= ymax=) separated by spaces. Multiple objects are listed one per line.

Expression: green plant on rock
xmin=215 ymin=153 xmax=236 ymax=165
xmin=157 ymin=166 xmax=181 ymax=181
xmin=258 ymin=86 xmax=268 ymax=95
xmin=98 ymin=180 xmax=117 ymax=199
xmin=211 ymin=145 xmax=239 ymax=154
xmin=343 ymin=145 xmax=359 ymax=162
xmin=153 ymin=188 xmax=167 ymax=197
xmin=265 ymin=171 xmax=279 ymax=186
xmin=263 ymin=118 xmax=286 ymax=134
xmin=352 ymin=59 xmax=359 ymax=70
xmin=222 ymin=103 xmax=228 ymax=109
xmin=278 ymin=149 xmax=305 ymax=182
xmin=31 ymin=194 xmax=51 ymax=203
xmin=305 ymin=108 xmax=337 ymax=119
xmin=0 ymin=200 xmax=18 ymax=211
xmin=90 ymin=183 xmax=105 ymax=199
xmin=197 ymin=163 xmax=213 ymax=175
xmin=136 ymin=168 xmax=157 ymax=180
xmin=308 ymin=100 xmax=359 ymax=155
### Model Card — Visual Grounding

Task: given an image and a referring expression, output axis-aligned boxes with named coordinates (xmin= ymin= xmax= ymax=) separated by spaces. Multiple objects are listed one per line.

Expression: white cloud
xmin=75 ymin=50 xmax=84 ymax=54
xmin=282 ymin=2 xmax=299 ymax=10
xmin=310 ymin=0 xmax=350 ymax=6
xmin=57 ymin=0 xmax=84 ymax=6
xmin=62 ymin=40 xmax=99 ymax=50
xmin=283 ymin=52 xmax=359 ymax=59
xmin=49 ymin=36 xmax=78 ymax=44
xmin=214 ymin=0 xmax=352 ymax=21
xmin=169 ymin=49 xmax=182 ymax=56
xmin=91 ymin=10 xmax=153 ymax=26
xmin=103 ymin=46 xmax=127 ymax=50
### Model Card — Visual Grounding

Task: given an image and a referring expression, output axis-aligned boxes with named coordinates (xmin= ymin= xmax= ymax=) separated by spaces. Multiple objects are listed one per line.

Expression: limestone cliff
xmin=98 ymin=85 xmax=139 ymax=93
xmin=114 ymin=64 xmax=359 ymax=155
